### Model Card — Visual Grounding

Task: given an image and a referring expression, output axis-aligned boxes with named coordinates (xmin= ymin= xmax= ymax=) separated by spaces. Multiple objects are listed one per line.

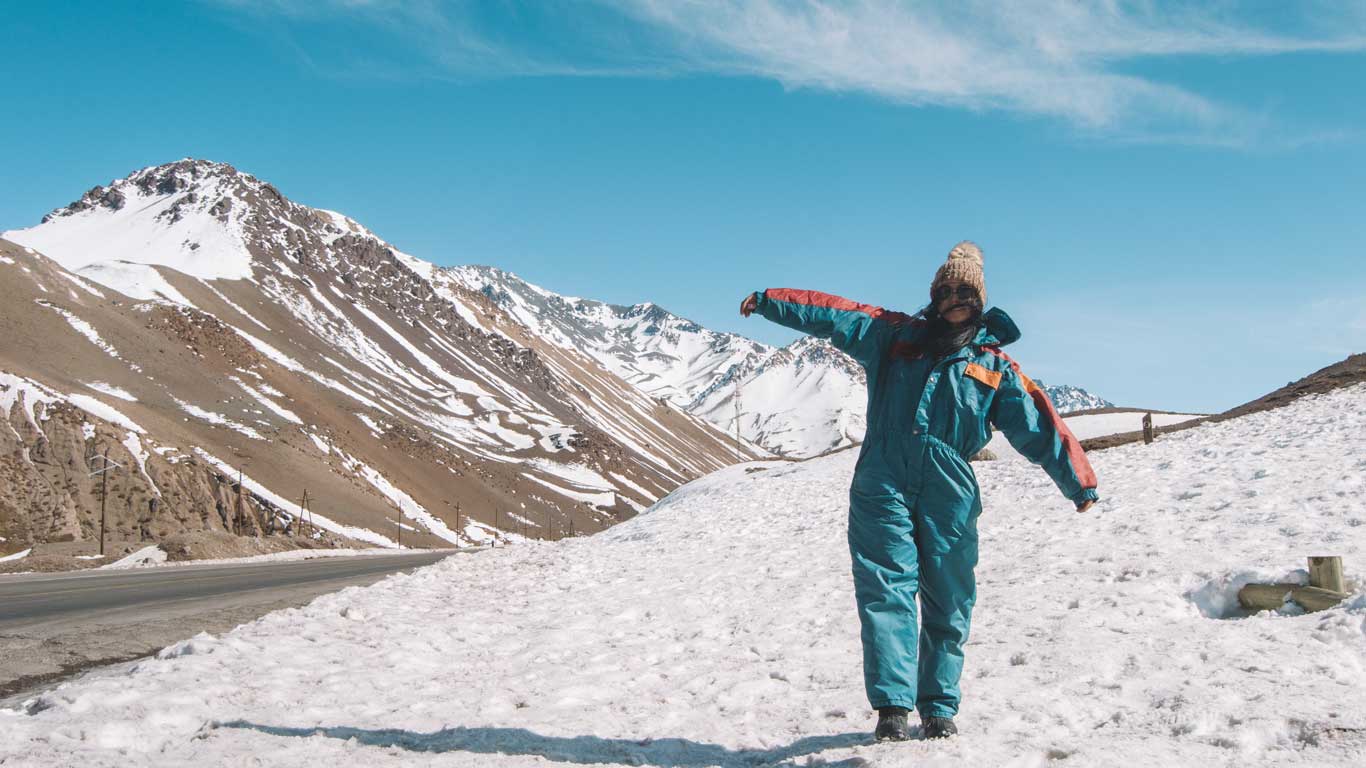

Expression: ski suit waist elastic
xmin=861 ymin=429 xmax=970 ymax=465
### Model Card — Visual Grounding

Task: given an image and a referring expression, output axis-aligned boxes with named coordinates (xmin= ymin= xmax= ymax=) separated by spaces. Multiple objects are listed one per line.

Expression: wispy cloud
xmin=214 ymin=0 xmax=1366 ymax=143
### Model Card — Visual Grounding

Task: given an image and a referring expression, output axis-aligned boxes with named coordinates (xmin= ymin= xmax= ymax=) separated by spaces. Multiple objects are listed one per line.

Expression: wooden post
xmin=455 ymin=502 xmax=462 ymax=547
xmin=1142 ymin=413 xmax=1154 ymax=445
xmin=1309 ymin=556 xmax=1345 ymax=593
xmin=1239 ymin=556 xmax=1348 ymax=613
xmin=1238 ymin=584 xmax=1347 ymax=613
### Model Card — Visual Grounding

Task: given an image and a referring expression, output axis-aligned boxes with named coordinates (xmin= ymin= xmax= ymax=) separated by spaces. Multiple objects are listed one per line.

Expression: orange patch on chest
xmin=963 ymin=362 xmax=1002 ymax=389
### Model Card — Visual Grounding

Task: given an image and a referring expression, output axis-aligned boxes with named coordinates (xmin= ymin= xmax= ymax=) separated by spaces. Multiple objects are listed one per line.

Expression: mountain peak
xmin=45 ymin=159 xmax=260 ymax=223
xmin=8 ymin=159 xmax=381 ymax=284
xmin=1035 ymin=380 xmax=1114 ymax=413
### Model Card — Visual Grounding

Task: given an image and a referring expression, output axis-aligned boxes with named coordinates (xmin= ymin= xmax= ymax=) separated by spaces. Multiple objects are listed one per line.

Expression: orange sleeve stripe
xmin=981 ymin=347 xmax=1098 ymax=489
xmin=764 ymin=289 xmax=918 ymax=325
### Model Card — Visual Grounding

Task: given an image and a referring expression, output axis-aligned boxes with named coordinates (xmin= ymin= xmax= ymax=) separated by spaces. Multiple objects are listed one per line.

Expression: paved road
xmin=0 ymin=550 xmax=463 ymax=701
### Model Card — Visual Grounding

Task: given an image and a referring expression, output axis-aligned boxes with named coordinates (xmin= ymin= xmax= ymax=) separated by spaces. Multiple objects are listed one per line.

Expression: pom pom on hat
xmin=931 ymin=240 xmax=987 ymax=305
xmin=947 ymin=240 xmax=983 ymax=266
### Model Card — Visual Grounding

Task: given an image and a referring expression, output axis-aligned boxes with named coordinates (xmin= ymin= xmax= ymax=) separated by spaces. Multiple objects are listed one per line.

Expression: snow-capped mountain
xmin=688 ymin=335 xmax=868 ymax=457
xmin=447 ymin=267 xmax=1115 ymax=457
xmin=448 ymin=267 xmax=871 ymax=457
xmin=1035 ymin=380 xmax=1114 ymax=413
xmin=0 ymin=160 xmax=758 ymax=558
xmin=447 ymin=265 xmax=768 ymax=407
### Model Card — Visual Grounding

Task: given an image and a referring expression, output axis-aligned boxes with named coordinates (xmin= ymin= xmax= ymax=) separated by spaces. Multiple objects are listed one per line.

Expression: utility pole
xmin=733 ymin=378 xmax=744 ymax=461
xmin=495 ymin=507 xmax=500 ymax=547
xmin=102 ymin=448 xmax=112 ymax=554
xmin=235 ymin=470 xmax=245 ymax=536
xmin=89 ymin=448 xmax=121 ymax=555
xmin=396 ymin=502 xmax=403 ymax=547
xmin=455 ymin=502 xmax=462 ymax=547
xmin=299 ymin=489 xmax=312 ymax=537
xmin=88 ymin=447 xmax=122 ymax=557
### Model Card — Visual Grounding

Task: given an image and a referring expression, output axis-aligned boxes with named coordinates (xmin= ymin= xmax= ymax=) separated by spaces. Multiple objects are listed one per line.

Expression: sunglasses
xmin=933 ymin=284 xmax=978 ymax=302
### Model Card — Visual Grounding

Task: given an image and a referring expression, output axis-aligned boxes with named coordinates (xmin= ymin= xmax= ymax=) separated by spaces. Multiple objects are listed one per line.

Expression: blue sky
xmin=2 ymin=1 xmax=1364 ymax=413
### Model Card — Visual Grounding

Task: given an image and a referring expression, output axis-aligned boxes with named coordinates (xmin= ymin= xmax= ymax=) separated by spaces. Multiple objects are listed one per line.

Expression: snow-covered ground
xmin=2 ymin=385 xmax=1363 ymax=766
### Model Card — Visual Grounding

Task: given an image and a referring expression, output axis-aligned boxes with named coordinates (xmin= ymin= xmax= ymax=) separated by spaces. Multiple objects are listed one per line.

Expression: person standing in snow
xmin=740 ymin=242 xmax=1098 ymax=742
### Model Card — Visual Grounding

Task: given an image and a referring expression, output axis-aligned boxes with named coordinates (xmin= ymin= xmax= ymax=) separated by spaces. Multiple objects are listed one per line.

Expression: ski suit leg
xmin=847 ymin=440 xmax=920 ymax=710
xmin=912 ymin=439 xmax=981 ymax=719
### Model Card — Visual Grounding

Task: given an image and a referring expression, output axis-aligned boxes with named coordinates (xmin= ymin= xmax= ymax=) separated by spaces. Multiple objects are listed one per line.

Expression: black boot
xmin=874 ymin=707 xmax=912 ymax=742
xmin=921 ymin=715 xmax=958 ymax=739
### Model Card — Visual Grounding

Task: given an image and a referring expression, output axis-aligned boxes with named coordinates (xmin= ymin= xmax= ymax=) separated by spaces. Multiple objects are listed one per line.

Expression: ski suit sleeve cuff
xmin=1071 ymin=488 xmax=1099 ymax=505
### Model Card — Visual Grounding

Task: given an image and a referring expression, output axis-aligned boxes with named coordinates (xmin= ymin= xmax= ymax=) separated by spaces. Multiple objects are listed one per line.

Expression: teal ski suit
xmin=752 ymin=288 xmax=1098 ymax=718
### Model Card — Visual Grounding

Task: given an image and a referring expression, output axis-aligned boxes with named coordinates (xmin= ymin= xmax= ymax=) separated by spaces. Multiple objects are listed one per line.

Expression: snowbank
xmin=0 ymin=548 xmax=32 ymax=565
xmin=2 ymin=385 xmax=1363 ymax=766
xmin=102 ymin=546 xmax=169 ymax=569
xmin=93 ymin=546 xmax=453 ymax=572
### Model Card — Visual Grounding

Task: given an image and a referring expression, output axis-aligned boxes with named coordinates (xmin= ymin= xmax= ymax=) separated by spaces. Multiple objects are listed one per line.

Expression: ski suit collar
xmin=973 ymin=307 xmax=1020 ymax=348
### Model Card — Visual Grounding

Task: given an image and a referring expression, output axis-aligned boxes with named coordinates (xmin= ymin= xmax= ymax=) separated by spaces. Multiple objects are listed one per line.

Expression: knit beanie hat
xmin=931 ymin=240 xmax=986 ymax=305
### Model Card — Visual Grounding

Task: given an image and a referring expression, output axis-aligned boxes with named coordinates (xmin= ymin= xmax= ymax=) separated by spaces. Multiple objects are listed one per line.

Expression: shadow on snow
xmin=215 ymin=721 xmax=872 ymax=766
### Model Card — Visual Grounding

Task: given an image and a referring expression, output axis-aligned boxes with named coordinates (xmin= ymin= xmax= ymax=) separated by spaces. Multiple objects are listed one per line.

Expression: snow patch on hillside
xmin=191 ymin=448 xmax=397 ymax=548
xmin=35 ymin=300 xmax=124 ymax=361
xmin=3 ymin=165 xmax=255 ymax=280
xmin=175 ymin=398 xmax=265 ymax=441
xmin=82 ymin=382 xmax=137 ymax=402
xmin=0 ymin=548 xmax=32 ymax=564
xmin=232 ymin=377 xmax=302 ymax=425
xmin=77 ymin=261 xmax=195 ymax=305
xmin=65 ymin=394 xmax=146 ymax=434
xmin=121 ymin=431 xmax=159 ymax=496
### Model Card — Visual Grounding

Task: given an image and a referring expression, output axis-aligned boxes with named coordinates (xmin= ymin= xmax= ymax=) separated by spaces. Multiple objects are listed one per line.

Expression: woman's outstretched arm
xmin=740 ymin=289 xmax=913 ymax=367
xmin=985 ymin=347 xmax=1099 ymax=511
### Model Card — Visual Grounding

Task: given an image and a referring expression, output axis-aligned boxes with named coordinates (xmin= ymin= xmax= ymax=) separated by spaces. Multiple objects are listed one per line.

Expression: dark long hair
xmin=919 ymin=300 xmax=984 ymax=360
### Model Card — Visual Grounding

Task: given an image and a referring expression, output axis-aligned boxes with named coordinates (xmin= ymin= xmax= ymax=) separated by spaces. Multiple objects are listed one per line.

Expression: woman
xmin=740 ymin=241 xmax=1098 ymax=742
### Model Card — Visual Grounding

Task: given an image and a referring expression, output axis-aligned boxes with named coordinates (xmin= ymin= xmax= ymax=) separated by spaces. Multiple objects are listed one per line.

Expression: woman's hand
xmin=740 ymin=292 xmax=759 ymax=317
xmin=1076 ymin=499 xmax=1097 ymax=513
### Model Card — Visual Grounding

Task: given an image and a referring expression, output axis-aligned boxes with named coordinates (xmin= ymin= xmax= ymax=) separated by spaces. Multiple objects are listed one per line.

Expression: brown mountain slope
xmin=0 ymin=161 xmax=760 ymax=567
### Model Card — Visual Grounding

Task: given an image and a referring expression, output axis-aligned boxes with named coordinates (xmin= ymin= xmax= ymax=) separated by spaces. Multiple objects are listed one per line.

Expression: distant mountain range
xmin=1033 ymin=381 xmax=1113 ymax=414
xmin=0 ymin=158 xmax=1113 ymax=563
xmin=447 ymin=267 xmax=868 ymax=457
xmin=451 ymin=268 xmax=1113 ymax=457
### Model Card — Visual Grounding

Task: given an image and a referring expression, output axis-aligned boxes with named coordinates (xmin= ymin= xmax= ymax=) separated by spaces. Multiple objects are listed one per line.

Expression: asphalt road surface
xmin=0 ymin=550 xmax=462 ymax=701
